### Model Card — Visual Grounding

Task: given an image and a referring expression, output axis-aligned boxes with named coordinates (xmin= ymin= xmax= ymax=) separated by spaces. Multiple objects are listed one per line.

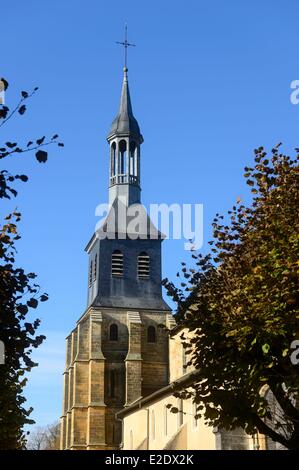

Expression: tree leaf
xmin=27 ymin=298 xmax=38 ymax=309
xmin=18 ymin=105 xmax=26 ymax=115
xmin=16 ymin=305 xmax=28 ymax=315
xmin=40 ymin=294 xmax=49 ymax=302
xmin=35 ymin=150 xmax=48 ymax=163
xmin=36 ymin=136 xmax=45 ymax=145
xmin=18 ymin=175 xmax=28 ymax=182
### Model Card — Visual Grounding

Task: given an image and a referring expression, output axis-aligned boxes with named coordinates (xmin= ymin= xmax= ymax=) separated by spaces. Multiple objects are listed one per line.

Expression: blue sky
xmin=1 ymin=0 xmax=299 ymax=432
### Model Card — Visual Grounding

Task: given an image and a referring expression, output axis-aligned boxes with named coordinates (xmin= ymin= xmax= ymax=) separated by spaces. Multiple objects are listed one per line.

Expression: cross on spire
xmin=116 ymin=24 xmax=136 ymax=69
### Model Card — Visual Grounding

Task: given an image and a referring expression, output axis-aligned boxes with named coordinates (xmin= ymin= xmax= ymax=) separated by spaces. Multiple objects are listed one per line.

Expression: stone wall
xmin=60 ymin=307 xmax=173 ymax=450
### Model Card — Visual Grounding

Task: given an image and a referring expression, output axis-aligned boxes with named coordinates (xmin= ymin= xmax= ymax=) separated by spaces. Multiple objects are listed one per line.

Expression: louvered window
xmin=111 ymin=250 xmax=123 ymax=277
xmin=94 ymin=254 xmax=97 ymax=280
xmin=137 ymin=252 xmax=150 ymax=278
xmin=89 ymin=261 xmax=93 ymax=286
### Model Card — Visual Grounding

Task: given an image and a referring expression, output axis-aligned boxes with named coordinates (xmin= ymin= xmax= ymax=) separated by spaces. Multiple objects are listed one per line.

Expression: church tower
xmin=60 ymin=59 xmax=174 ymax=450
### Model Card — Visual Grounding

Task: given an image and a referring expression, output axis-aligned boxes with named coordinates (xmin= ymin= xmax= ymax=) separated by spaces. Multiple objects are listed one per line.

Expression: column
xmin=125 ymin=311 xmax=143 ymax=405
xmin=87 ymin=312 xmax=107 ymax=450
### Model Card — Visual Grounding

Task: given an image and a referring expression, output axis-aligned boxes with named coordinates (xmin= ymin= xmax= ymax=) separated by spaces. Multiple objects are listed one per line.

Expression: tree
xmin=0 ymin=78 xmax=63 ymax=449
xmin=163 ymin=145 xmax=299 ymax=449
xmin=26 ymin=422 xmax=60 ymax=450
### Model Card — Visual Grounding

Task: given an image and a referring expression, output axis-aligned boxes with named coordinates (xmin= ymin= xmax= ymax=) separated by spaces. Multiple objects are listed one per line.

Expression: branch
xmin=1 ymin=139 xmax=59 ymax=159
xmin=0 ymin=88 xmax=38 ymax=129
xmin=253 ymin=414 xmax=292 ymax=449
xmin=269 ymin=380 xmax=299 ymax=423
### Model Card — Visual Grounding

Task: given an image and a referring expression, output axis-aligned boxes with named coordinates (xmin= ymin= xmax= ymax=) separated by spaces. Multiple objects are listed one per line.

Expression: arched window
xmin=111 ymin=250 xmax=123 ymax=277
xmin=111 ymin=142 xmax=116 ymax=178
xmin=147 ymin=325 xmax=156 ymax=343
xmin=94 ymin=254 xmax=97 ymax=281
xmin=151 ymin=410 xmax=155 ymax=440
xmin=109 ymin=370 xmax=116 ymax=398
xmin=138 ymin=252 xmax=150 ymax=278
xmin=129 ymin=141 xmax=137 ymax=178
xmin=89 ymin=260 xmax=93 ymax=286
xmin=119 ymin=140 xmax=127 ymax=181
xmin=109 ymin=323 xmax=118 ymax=341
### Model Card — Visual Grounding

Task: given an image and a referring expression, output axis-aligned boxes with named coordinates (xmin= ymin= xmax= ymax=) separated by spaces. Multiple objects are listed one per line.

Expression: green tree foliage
xmin=0 ymin=79 xmax=63 ymax=449
xmin=163 ymin=145 xmax=299 ymax=449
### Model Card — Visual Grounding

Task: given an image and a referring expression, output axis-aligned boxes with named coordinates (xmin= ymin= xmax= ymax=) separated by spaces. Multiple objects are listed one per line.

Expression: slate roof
xmin=107 ymin=67 xmax=143 ymax=142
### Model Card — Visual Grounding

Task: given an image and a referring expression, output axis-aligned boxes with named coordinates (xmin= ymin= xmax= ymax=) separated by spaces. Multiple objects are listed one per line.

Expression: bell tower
xmin=60 ymin=34 xmax=174 ymax=451
xmin=107 ymin=66 xmax=143 ymax=207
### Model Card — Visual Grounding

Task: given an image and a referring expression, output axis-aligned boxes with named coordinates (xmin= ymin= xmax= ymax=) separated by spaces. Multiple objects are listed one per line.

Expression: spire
xmin=108 ymin=26 xmax=143 ymax=142
xmin=107 ymin=66 xmax=143 ymax=142
xmin=107 ymin=27 xmax=143 ymax=207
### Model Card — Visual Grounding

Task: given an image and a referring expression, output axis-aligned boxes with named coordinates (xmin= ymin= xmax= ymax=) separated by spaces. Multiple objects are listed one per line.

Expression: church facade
xmin=60 ymin=64 xmax=175 ymax=450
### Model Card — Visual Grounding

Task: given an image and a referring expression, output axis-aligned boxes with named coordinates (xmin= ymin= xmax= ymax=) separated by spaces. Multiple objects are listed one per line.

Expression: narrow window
xmin=119 ymin=139 xmax=127 ymax=181
xmin=89 ymin=260 xmax=93 ymax=286
xmin=193 ymin=402 xmax=198 ymax=429
xmin=111 ymin=142 xmax=116 ymax=178
xmin=130 ymin=430 xmax=133 ymax=450
xmin=147 ymin=325 xmax=156 ymax=343
xmin=109 ymin=370 xmax=116 ymax=398
xmin=138 ymin=252 xmax=150 ymax=278
xmin=151 ymin=410 xmax=155 ymax=440
xmin=129 ymin=141 xmax=136 ymax=179
xmin=109 ymin=324 xmax=118 ymax=341
xmin=111 ymin=250 xmax=123 ymax=277
xmin=182 ymin=345 xmax=187 ymax=374
xmin=164 ymin=405 xmax=168 ymax=436
xmin=94 ymin=254 xmax=97 ymax=281
xmin=177 ymin=399 xmax=183 ymax=427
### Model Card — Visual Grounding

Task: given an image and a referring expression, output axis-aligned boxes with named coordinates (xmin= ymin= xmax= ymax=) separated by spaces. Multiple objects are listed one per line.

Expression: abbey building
xmin=60 ymin=63 xmax=278 ymax=451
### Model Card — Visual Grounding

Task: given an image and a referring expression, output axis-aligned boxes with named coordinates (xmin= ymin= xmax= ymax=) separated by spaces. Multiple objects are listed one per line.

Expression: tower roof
xmin=107 ymin=67 xmax=143 ymax=142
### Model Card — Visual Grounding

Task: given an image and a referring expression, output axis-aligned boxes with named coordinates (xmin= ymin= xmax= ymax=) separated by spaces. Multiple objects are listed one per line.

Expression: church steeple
xmin=107 ymin=67 xmax=143 ymax=142
xmin=107 ymin=66 xmax=143 ymax=206
xmin=60 ymin=31 xmax=172 ymax=453
xmin=107 ymin=66 xmax=143 ymax=207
